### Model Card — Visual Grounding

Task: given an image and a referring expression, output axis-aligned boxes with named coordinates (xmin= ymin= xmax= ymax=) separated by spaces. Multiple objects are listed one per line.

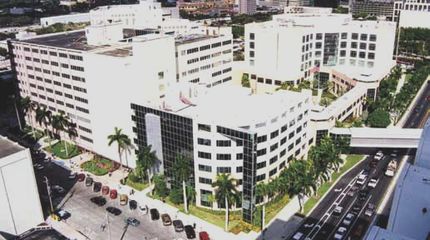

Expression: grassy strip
xmin=45 ymin=140 xmax=79 ymax=159
xmin=81 ymin=158 xmax=113 ymax=176
xmin=303 ymin=154 xmax=364 ymax=215
xmin=126 ymin=179 xmax=149 ymax=191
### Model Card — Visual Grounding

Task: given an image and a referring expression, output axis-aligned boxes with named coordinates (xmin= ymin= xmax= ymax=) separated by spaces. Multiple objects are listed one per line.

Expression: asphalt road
xmin=291 ymin=80 xmax=430 ymax=240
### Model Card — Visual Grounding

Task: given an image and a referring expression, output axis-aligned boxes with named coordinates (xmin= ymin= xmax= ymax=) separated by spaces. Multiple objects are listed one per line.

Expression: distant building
xmin=0 ymin=136 xmax=44 ymax=235
xmin=399 ymin=10 xmax=430 ymax=28
xmin=351 ymin=0 xmax=394 ymax=20
xmin=40 ymin=13 xmax=90 ymax=27
xmin=239 ymin=0 xmax=257 ymax=14
xmin=393 ymin=0 xmax=430 ymax=22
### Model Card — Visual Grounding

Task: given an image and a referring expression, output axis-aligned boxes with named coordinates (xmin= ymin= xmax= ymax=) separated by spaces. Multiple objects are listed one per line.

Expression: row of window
xmin=21 ymin=46 xmax=83 ymax=61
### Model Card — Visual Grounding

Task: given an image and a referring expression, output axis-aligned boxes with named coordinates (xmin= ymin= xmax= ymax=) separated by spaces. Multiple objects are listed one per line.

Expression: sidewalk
xmin=46 ymin=149 xmax=259 ymax=240
xmin=47 ymin=216 xmax=89 ymax=240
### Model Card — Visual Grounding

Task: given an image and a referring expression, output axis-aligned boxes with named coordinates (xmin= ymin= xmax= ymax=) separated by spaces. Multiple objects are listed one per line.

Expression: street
xmin=291 ymin=81 xmax=430 ymax=240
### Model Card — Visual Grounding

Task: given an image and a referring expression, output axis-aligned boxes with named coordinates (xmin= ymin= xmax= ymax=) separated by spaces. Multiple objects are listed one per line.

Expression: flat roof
xmin=332 ymin=63 xmax=395 ymax=83
xmin=21 ymin=31 xmax=101 ymax=51
xmin=175 ymin=34 xmax=215 ymax=45
xmin=0 ymin=136 xmax=25 ymax=159
xmin=350 ymin=127 xmax=423 ymax=139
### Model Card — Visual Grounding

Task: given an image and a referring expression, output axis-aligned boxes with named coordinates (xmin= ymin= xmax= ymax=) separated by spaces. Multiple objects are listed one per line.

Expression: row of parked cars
xmin=79 ymin=174 xmax=210 ymax=240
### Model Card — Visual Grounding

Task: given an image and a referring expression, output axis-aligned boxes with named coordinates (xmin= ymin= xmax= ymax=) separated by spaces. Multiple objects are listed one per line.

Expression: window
xmin=69 ymin=54 xmax=83 ymax=61
xmin=66 ymin=103 xmax=74 ymax=109
xmin=369 ymin=43 xmax=376 ymax=51
xmin=236 ymin=166 xmax=243 ymax=173
xmin=211 ymin=42 xmax=221 ymax=48
xmin=360 ymin=34 xmax=368 ymax=41
xmin=368 ymin=52 xmax=375 ymax=59
xmin=257 ymin=161 xmax=266 ymax=169
xmin=352 ymin=33 xmax=358 ymax=40
xmin=340 ymin=50 xmax=346 ymax=57
xmin=222 ymin=40 xmax=232 ymax=45
xmin=316 ymin=42 xmax=322 ymax=49
xmin=280 ymin=149 xmax=286 ymax=157
xmin=217 ymin=167 xmax=231 ymax=174
xmin=198 ymin=124 xmax=210 ymax=132
xmin=249 ymin=51 xmax=255 ymax=58
xmin=288 ymin=143 xmax=294 ymax=151
xmin=369 ymin=34 xmax=377 ymax=41
xmin=78 ymin=125 xmax=92 ymax=133
xmin=270 ymin=156 xmax=278 ymax=164
xmin=341 ymin=32 xmax=347 ymax=39
xmin=65 ymin=93 xmax=73 ymax=99
xmin=250 ymin=42 xmax=255 ymax=49
xmin=55 ymin=90 xmax=63 ymax=96
xmin=256 ymin=174 xmax=265 ymax=182
xmin=350 ymin=51 xmax=357 ymax=57
xmin=76 ymin=106 xmax=89 ymax=113
xmin=61 ymin=73 xmax=70 ymax=79
xmin=351 ymin=42 xmax=357 ymax=48
xmin=51 ymin=61 xmax=59 ymax=66
xmin=63 ymin=83 xmax=72 ymax=89
xmin=250 ymin=33 xmax=255 ymax=40
xmin=71 ymin=65 xmax=84 ymax=71
xmin=61 ymin=63 xmax=69 ymax=68
xmin=59 ymin=53 xmax=68 ymax=58
xmin=216 ymin=140 xmax=231 ymax=147
xmin=280 ymin=137 xmax=287 ymax=145
xmin=80 ymin=135 xmax=93 ymax=143
xmin=49 ymin=51 xmax=57 ymax=56
xmin=73 ymin=86 xmax=87 ymax=93
xmin=72 ymin=76 xmax=85 ymax=82
xmin=270 ymin=143 xmax=278 ymax=152
xmin=200 ymin=45 xmax=210 ymax=51
xmin=46 ymin=88 xmax=53 ymax=93
xmin=236 ymin=153 xmax=243 ymax=160
xmin=316 ymin=33 xmax=322 ymax=40
xmin=54 ymin=81 xmax=61 ymax=86
xmin=269 ymin=168 xmax=278 ymax=177
xmin=198 ymin=138 xmax=211 ymax=146
xmin=217 ymin=154 xmax=231 ymax=160
xmin=257 ymin=148 xmax=266 ymax=156
xmin=270 ymin=130 xmax=279 ymax=139
xmin=360 ymin=43 xmax=367 ymax=50
xmin=198 ymin=151 xmax=211 ymax=159
xmin=359 ymin=52 xmax=366 ymax=58
xmin=31 ymin=48 xmax=39 ymax=53
xmin=257 ymin=135 xmax=267 ymax=143
xmin=340 ymin=42 xmax=347 ymax=48
xmin=187 ymin=47 xmax=198 ymax=54
xmin=75 ymin=96 xmax=88 ymax=104
xmin=198 ymin=164 xmax=212 ymax=172
xmin=56 ymin=100 xmax=64 ymax=105
xmin=199 ymin=177 xmax=212 ymax=184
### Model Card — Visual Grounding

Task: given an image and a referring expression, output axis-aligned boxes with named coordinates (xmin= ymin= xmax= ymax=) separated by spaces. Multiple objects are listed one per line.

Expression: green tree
xmin=107 ymin=127 xmax=132 ymax=176
xmin=153 ymin=174 xmax=168 ymax=199
xmin=35 ymin=106 xmax=52 ymax=149
xmin=173 ymin=153 xmax=191 ymax=213
xmin=51 ymin=113 xmax=71 ymax=157
xmin=136 ymin=145 xmax=158 ymax=186
xmin=241 ymin=74 xmax=250 ymax=88
xmin=212 ymin=174 xmax=239 ymax=231
xmin=20 ymin=96 xmax=36 ymax=138
xmin=367 ymin=109 xmax=391 ymax=128
xmin=169 ymin=187 xmax=183 ymax=205
xmin=66 ymin=122 xmax=78 ymax=149
xmin=255 ymin=182 xmax=268 ymax=204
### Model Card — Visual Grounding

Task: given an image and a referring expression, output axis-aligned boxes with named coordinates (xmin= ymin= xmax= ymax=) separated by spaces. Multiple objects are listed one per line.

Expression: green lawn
xmin=45 ymin=141 xmax=79 ymax=159
xmin=126 ymin=178 xmax=149 ymax=191
xmin=303 ymin=154 xmax=364 ymax=214
xmin=81 ymin=157 xmax=113 ymax=176
xmin=23 ymin=126 xmax=44 ymax=140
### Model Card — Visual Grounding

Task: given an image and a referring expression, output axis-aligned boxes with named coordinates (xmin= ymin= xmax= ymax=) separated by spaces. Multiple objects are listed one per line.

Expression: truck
xmin=385 ymin=160 xmax=397 ymax=177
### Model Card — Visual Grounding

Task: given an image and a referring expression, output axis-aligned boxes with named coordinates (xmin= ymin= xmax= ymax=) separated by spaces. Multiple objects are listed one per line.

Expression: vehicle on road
xmin=365 ymin=203 xmax=375 ymax=217
xmin=68 ymin=172 xmax=76 ymax=180
xmin=119 ymin=194 xmax=128 ymax=206
xmin=34 ymin=163 xmax=44 ymax=170
xmin=85 ymin=177 xmax=93 ymax=187
xmin=351 ymin=223 xmax=365 ymax=239
xmin=173 ymin=220 xmax=184 ymax=232
xmin=342 ymin=212 xmax=355 ymax=226
xmin=184 ymin=225 xmax=196 ymax=239
xmin=368 ymin=178 xmax=379 ymax=188
xmin=106 ymin=206 xmax=122 ymax=216
xmin=351 ymin=203 xmax=361 ymax=215
xmin=93 ymin=182 xmax=102 ymax=192
xmin=110 ymin=189 xmax=117 ymax=199
xmin=347 ymin=186 xmax=358 ymax=197
xmin=125 ymin=217 xmax=140 ymax=227
xmin=292 ymin=232 xmax=304 ymax=240
xmin=374 ymin=151 xmax=384 ymax=161
xmin=356 ymin=173 xmax=367 ymax=185
xmin=161 ymin=213 xmax=172 ymax=226
xmin=150 ymin=208 xmax=160 ymax=220
xmin=55 ymin=209 xmax=71 ymax=220
xmin=334 ymin=227 xmax=347 ymax=240
xmin=199 ymin=231 xmax=210 ymax=240
xmin=90 ymin=196 xmax=107 ymax=206
xmin=332 ymin=206 xmax=343 ymax=217
xmin=359 ymin=189 xmax=369 ymax=201
xmin=385 ymin=160 xmax=397 ymax=177
xmin=102 ymin=186 xmax=110 ymax=195
xmin=77 ymin=173 xmax=85 ymax=182
xmin=51 ymin=185 xmax=65 ymax=194
xmin=369 ymin=159 xmax=378 ymax=168
xmin=129 ymin=200 xmax=137 ymax=210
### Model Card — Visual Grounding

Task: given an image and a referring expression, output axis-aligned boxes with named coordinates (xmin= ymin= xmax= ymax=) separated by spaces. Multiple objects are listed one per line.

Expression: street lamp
xmin=10 ymin=94 xmax=22 ymax=131
xmin=43 ymin=176 xmax=54 ymax=214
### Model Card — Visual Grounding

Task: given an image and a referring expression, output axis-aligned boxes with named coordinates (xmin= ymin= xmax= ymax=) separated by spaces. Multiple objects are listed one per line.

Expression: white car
xmin=51 ymin=185 xmax=65 ymax=194
xmin=356 ymin=174 xmax=367 ymax=185
xmin=342 ymin=212 xmax=355 ymax=226
xmin=334 ymin=227 xmax=347 ymax=240
xmin=292 ymin=232 xmax=304 ymax=240
xmin=365 ymin=203 xmax=376 ymax=217
xmin=34 ymin=164 xmax=44 ymax=170
xmin=68 ymin=172 xmax=77 ymax=179
xmin=385 ymin=169 xmax=395 ymax=177
xmin=333 ymin=206 xmax=343 ymax=217
xmin=368 ymin=178 xmax=379 ymax=188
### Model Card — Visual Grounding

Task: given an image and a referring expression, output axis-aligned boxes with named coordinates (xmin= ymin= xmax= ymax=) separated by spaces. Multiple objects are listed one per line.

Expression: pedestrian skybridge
xmin=330 ymin=127 xmax=423 ymax=149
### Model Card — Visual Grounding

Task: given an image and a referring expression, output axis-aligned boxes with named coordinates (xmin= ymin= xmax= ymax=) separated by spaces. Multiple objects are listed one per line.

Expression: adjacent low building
xmin=0 ymin=136 xmax=43 ymax=235
xmin=40 ymin=13 xmax=90 ymax=28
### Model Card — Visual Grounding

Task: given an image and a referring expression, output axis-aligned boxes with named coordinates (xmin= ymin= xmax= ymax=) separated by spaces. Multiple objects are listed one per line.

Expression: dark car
xmin=106 ymin=206 xmax=122 ymax=216
xmin=369 ymin=159 xmax=378 ymax=168
xmin=173 ymin=220 xmax=184 ymax=232
xmin=161 ymin=213 xmax=172 ymax=226
xmin=93 ymin=182 xmax=102 ymax=192
xmin=129 ymin=200 xmax=138 ymax=210
xmin=359 ymin=189 xmax=369 ymax=201
xmin=125 ymin=217 xmax=140 ymax=227
xmin=77 ymin=173 xmax=85 ymax=182
xmin=55 ymin=209 xmax=71 ymax=220
xmin=150 ymin=208 xmax=160 ymax=220
xmin=184 ymin=225 xmax=196 ymax=239
xmin=90 ymin=196 xmax=106 ymax=206
xmin=85 ymin=177 xmax=93 ymax=187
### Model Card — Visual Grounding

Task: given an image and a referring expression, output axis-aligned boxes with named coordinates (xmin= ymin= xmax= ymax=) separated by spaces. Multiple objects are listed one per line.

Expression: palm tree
xmin=67 ymin=122 xmax=78 ymax=146
xmin=107 ymin=127 xmax=132 ymax=179
xmin=51 ymin=113 xmax=70 ymax=157
xmin=20 ymin=96 xmax=36 ymax=138
xmin=136 ymin=145 xmax=158 ymax=185
xmin=35 ymin=107 xmax=52 ymax=150
xmin=255 ymin=182 xmax=268 ymax=204
xmin=173 ymin=153 xmax=191 ymax=213
xmin=212 ymin=174 xmax=239 ymax=231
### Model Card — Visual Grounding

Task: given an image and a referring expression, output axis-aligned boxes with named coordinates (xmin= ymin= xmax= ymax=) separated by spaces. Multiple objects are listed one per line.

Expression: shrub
xmin=169 ymin=188 xmax=183 ymax=205
xmin=367 ymin=108 xmax=391 ymax=128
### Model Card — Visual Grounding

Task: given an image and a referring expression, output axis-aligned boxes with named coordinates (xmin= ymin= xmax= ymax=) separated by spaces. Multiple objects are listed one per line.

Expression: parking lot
xmin=61 ymin=177 xmax=190 ymax=240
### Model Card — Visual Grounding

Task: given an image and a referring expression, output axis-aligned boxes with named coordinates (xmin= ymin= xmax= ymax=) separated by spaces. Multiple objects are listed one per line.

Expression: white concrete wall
xmin=399 ymin=11 xmax=430 ymax=29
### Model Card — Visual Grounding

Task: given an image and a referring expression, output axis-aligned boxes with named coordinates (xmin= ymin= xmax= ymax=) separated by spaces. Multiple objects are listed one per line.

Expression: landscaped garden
xmin=81 ymin=157 xmax=116 ymax=176
xmin=45 ymin=140 xmax=80 ymax=159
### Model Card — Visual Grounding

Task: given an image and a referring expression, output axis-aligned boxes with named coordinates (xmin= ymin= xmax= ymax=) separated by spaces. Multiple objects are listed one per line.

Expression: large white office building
xmin=0 ymin=136 xmax=44 ymax=235
xmin=393 ymin=0 xmax=430 ymax=21
xmin=131 ymin=84 xmax=313 ymax=222
xmin=243 ymin=10 xmax=396 ymax=92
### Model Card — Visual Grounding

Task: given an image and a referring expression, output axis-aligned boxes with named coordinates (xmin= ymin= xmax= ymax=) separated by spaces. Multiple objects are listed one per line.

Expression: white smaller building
xmin=0 ymin=136 xmax=43 ymax=235
xmin=399 ymin=10 xmax=430 ymax=29
xmin=40 ymin=13 xmax=90 ymax=27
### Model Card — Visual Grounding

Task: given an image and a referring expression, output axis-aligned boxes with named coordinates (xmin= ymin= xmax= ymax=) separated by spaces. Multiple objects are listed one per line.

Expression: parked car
xmin=34 ymin=163 xmax=44 ymax=170
xmin=68 ymin=172 xmax=77 ymax=180
xmin=150 ymin=208 xmax=160 ymax=220
xmin=93 ymin=182 xmax=102 ymax=192
xmin=374 ymin=151 xmax=384 ymax=161
xmin=334 ymin=227 xmax=347 ymax=240
xmin=51 ymin=185 xmax=65 ymax=194
xmin=90 ymin=196 xmax=106 ymax=206
xmin=292 ymin=232 xmax=304 ymax=240
xmin=332 ymin=206 xmax=343 ymax=217
xmin=365 ymin=203 xmax=375 ymax=217
xmin=368 ymin=178 xmax=379 ymax=188
xmin=119 ymin=194 xmax=128 ymax=206
xmin=106 ymin=206 xmax=122 ymax=216
xmin=342 ymin=212 xmax=355 ymax=226
xmin=173 ymin=220 xmax=184 ymax=232
xmin=55 ymin=209 xmax=71 ymax=220
xmin=385 ymin=160 xmax=397 ymax=177
xmin=77 ymin=173 xmax=85 ymax=182
xmin=161 ymin=213 xmax=172 ymax=226
xmin=347 ymin=185 xmax=359 ymax=197
xmin=138 ymin=203 xmax=147 ymax=213
xmin=85 ymin=177 xmax=93 ymax=187
xmin=110 ymin=189 xmax=118 ymax=199
xmin=125 ymin=217 xmax=140 ymax=227
xmin=184 ymin=225 xmax=196 ymax=239
xmin=102 ymin=186 xmax=110 ymax=195
xmin=199 ymin=231 xmax=210 ymax=240
xmin=356 ymin=173 xmax=367 ymax=185
xmin=129 ymin=200 xmax=137 ymax=210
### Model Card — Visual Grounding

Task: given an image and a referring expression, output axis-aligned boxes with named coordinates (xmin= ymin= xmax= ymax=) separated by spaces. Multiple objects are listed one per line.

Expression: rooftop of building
xmin=163 ymin=84 xmax=310 ymax=129
xmin=175 ymin=34 xmax=216 ymax=45
xmin=0 ymin=136 xmax=25 ymax=159
xmin=20 ymin=30 xmax=101 ymax=51
xmin=332 ymin=63 xmax=396 ymax=83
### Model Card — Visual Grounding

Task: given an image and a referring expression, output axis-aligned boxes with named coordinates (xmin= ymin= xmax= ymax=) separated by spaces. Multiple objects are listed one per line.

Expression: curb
xmin=305 ymin=155 xmax=367 ymax=217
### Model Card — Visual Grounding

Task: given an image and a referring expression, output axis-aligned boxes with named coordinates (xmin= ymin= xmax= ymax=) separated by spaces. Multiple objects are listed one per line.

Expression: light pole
xmin=105 ymin=211 xmax=112 ymax=240
xmin=11 ymin=94 xmax=22 ymax=131
xmin=44 ymin=176 xmax=54 ymax=214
